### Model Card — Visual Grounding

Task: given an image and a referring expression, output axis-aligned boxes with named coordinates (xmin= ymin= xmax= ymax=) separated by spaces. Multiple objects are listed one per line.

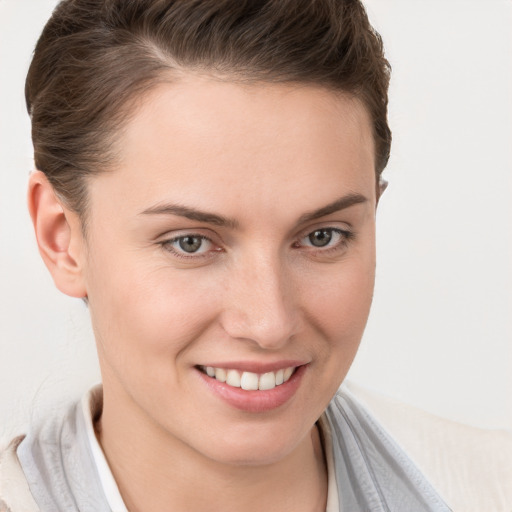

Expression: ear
xmin=376 ymin=178 xmax=388 ymax=206
xmin=27 ymin=171 xmax=87 ymax=298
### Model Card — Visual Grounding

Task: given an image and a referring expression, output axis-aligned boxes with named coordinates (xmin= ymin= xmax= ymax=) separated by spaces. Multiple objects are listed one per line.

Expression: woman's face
xmin=79 ymin=77 xmax=377 ymax=465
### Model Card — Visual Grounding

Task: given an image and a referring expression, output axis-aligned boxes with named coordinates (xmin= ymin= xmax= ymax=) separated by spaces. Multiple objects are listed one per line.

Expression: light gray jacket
xmin=0 ymin=388 xmax=451 ymax=512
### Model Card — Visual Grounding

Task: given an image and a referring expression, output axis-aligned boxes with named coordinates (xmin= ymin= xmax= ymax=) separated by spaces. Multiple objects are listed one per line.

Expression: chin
xmin=206 ymin=441 xmax=296 ymax=468
xmin=189 ymin=421 xmax=308 ymax=468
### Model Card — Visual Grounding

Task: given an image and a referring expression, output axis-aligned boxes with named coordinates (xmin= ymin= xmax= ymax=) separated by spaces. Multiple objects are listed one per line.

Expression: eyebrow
xmin=140 ymin=203 xmax=240 ymax=229
xmin=140 ymin=192 xmax=367 ymax=228
xmin=297 ymin=193 xmax=368 ymax=224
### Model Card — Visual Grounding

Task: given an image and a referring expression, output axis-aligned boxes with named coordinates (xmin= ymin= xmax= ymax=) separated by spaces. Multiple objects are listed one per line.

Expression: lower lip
xmin=196 ymin=365 xmax=307 ymax=413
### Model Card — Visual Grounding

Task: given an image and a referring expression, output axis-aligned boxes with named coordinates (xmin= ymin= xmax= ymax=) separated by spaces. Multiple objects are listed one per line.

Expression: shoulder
xmin=0 ymin=436 xmax=40 ymax=512
xmin=342 ymin=381 xmax=512 ymax=512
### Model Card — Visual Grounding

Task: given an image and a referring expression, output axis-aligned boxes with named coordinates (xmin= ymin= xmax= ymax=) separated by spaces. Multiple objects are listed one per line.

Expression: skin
xmin=29 ymin=77 xmax=378 ymax=511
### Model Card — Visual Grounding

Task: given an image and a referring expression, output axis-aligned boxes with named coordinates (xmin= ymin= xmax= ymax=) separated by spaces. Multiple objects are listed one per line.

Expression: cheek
xmin=285 ymin=250 xmax=376 ymax=414
xmin=86 ymin=253 xmax=220 ymax=369
xmin=305 ymin=250 xmax=376 ymax=342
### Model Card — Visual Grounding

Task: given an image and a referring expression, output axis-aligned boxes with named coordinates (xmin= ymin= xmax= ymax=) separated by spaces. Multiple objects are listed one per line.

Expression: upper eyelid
xmin=297 ymin=227 xmax=351 ymax=244
xmin=166 ymin=233 xmax=209 ymax=242
xmin=301 ymin=227 xmax=347 ymax=237
xmin=158 ymin=228 xmax=220 ymax=243
xmin=164 ymin=233 xmax=216 ymax=250
xmin=296 ymin=223 xmax=352 ymax=240
xmin=154 ymin=214 xmax=352 ymax=237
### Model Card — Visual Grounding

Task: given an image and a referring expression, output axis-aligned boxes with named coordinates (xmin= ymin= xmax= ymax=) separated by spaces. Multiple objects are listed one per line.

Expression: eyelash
xmin=160 ymin=227 xmax=354 ymax=260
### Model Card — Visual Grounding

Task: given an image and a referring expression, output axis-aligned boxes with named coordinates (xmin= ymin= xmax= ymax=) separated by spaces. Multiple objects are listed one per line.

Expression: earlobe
xmin=27 ymin=171 xmax=87 ymax=298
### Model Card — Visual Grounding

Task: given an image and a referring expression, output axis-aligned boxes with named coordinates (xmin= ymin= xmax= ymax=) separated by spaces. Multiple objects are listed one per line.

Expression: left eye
xmin=299 ymin=228 xmax=348 ymax=249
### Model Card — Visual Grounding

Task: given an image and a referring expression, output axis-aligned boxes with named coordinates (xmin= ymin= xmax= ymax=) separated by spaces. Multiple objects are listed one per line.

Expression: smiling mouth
xmin=197 ymin=365 xmax=297 ymax=391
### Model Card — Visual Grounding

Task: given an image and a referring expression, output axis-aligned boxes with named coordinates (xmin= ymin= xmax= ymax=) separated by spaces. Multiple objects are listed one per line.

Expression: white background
xmin=0 ymin=0 xmax=510 ymax=440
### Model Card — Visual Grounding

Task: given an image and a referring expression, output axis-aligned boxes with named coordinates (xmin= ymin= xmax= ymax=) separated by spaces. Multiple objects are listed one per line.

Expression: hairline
xmin=74 ymin=68 xmax=378 ymax=237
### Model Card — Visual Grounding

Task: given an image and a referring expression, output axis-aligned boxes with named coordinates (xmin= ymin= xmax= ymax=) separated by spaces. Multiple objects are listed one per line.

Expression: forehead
xmin=93 ymin=77 xmax=376 ymax=219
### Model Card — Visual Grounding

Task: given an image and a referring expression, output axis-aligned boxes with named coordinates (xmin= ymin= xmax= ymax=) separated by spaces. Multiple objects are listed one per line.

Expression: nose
xmin=220 ymin=253 xmax=301 ymax=350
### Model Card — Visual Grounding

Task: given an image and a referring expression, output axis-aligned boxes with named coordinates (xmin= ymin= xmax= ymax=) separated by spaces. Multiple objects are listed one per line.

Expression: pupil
xmin=179 ymin=236 xmax=202 ymax=253
xmin=309 ymin=229 xmax=332 ymax=247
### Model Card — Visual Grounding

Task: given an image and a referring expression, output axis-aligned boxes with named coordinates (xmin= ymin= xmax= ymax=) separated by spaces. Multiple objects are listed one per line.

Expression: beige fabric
xmin=317 ymin=414 xmax=340 ymax=512
xmin=0 ymin=436 xmax=40 ymax=512
xmin=346 ymin=382 xmax=512 ymax=512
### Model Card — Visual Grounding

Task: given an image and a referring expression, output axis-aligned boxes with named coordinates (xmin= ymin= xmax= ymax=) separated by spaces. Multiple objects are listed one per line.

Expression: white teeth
xmin=240 ymin=371 xmax=259 ymax=390
xmin=203 ymin=365 xmax=297 ymax=390
xmin=226 ymin=369 xmax=241 ymax=387
xmin=259 ymin=372 xmax=276 ymax=390
xmin=214 ymin=368 xmax=227 ymax=382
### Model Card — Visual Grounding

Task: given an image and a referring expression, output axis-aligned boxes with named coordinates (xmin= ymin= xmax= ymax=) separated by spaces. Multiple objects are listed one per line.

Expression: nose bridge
xmin=221 ymin=249 xmax=300 ymax=349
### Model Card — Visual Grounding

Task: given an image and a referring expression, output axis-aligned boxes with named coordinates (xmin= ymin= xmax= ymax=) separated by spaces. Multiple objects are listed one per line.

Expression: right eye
xmin=161 ymin=234 xmax=218 ymax=259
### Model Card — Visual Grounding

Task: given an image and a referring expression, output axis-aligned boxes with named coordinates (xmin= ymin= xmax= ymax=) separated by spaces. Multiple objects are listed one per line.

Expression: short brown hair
xmin=26 ymin=0 xmax=391 ymax=216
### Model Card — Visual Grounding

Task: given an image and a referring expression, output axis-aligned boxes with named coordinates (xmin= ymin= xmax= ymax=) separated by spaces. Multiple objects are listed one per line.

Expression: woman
xmin=0 ymin=0 xmax=452 ymax=510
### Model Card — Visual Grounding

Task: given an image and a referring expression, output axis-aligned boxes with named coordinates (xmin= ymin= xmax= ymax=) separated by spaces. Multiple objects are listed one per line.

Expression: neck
xmin=96 ymin=386 xmax=327 ymax=512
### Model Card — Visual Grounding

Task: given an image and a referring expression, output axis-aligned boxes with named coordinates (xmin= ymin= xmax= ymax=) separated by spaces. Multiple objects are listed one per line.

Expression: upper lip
xmin=196 ymin=360 xmax=308 ymax=374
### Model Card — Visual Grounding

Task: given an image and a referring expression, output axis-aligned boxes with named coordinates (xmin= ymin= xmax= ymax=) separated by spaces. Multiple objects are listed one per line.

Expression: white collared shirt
xmin=81 ymin=388 xmax=340 ymax=512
